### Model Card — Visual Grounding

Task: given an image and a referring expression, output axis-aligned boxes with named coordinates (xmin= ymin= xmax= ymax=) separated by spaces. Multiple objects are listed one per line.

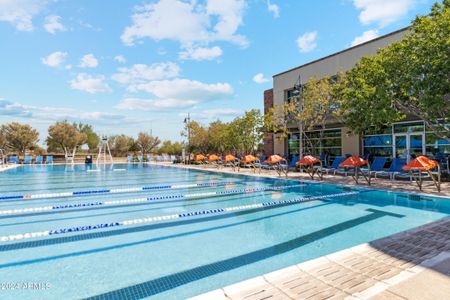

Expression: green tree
xmin=229 ymin=110 xmax=264 ymax=155
xmin=75 ymin=123 xmax=100 ymax=151
xmin=46 ymin=121 xmax=87 ymax=158
xmin=207 ymin=120 xmax=230 ymax=153
xmin=340 ymin=1 xmax=450 ymax=140
xmin=109 ymin=134 xmax=133 ymax=156
xmin=136 ymin=132 xmax=160 ymax=155
xmin=1 ymin=122 xmax=39 ymax=155
xmin=185 ymin=121 xmax=208 ymax=153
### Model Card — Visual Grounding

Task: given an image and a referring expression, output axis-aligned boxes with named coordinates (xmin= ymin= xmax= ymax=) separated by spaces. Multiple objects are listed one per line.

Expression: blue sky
xmin=0 ymin=0 xmax=437 ymax=143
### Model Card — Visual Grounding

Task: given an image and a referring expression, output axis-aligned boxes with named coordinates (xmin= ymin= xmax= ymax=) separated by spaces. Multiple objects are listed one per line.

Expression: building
xmin=264 ymin=27 xmax=450 ymax=162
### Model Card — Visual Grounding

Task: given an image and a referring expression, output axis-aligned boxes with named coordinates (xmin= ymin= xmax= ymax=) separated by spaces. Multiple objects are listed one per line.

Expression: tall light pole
xmin=292 ymin=75 xmax=304 ymax=158
xmin=184 ymin=113 xmax=191 ymax=164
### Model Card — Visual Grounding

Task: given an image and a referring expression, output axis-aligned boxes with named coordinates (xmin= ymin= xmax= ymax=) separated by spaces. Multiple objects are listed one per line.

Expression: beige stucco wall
xmin=271 ymin=29 xmax=408 ymax=155
xmin=341 ymin=127 xmax=360 ymax=156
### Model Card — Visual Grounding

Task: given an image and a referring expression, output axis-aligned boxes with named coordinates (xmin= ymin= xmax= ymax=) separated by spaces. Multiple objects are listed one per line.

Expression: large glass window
xmin=288 ymin=129 xmax=342 ymax=157
xmin=425 ymin=132 xmax=450 ymax=156
xmin=393 ymin=121 xmax=424 ymax=133
xmin=363 ymin=134 xmax=393 ymax=157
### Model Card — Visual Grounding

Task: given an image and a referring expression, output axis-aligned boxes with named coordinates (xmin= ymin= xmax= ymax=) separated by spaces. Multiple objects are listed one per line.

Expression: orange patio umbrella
xmin=208 ymin=154 xmax=220 ymax=161
xmin=224 ymin=154 xmax=237 ymax=162
xmin=195 ymin=154 xmax=206 ymax=161
xmin=241 ymin=155 xmax=257 ymax=163
xmin=296 ymin=155 xmax=320 ymax=166
xmin=339 ymin=156 xmax=368 ymax=168
xmin=265 ymin=155 xmax=285 ymax=164
xmin=402 ymin=156 xmax=439 ymax=171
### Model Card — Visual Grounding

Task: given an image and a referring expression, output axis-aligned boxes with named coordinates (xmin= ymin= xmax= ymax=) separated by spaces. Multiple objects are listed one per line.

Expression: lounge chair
xmin=288 ymin=156 xmax=300 ymax=170
xmin=137 ymin=155 xmax=143 ymax=163
xmin=206 ymin=154 xmax=222 ymax=168
xmin=127 ymin=155 xmax=133 ymax=163
xmin=339 ymin=156 xmax=371 ymax=185
xmin=238 ymin=155 xmax=259 ymax=172
xmin=8 ymin=155 xmax=19 ymax=164
xmin=401 ymin=156 xmax=441 ymax=192
xmin=223 ymin=154 xmax=239 ymax=171
xmin=319 ymin=153 xmax=329 ymax=167
xmin=361 ymin=157 xmax=387 ymax=177
xmin=170 ymin=155 xmax=176 ymax=162
xmin=262 ymin=155 xmax=288 ymax=177
xmin=23 ymin=155 xmax=33 ymax=164
xmin=45 ymin=155 xmax=54 ymax=164
xmin=373 ymin=158 xmax=407 ymax=180
xmin=320 ymin=156 xmax=345 ymax=175
xmin=146 ymin=154 xmax=153 ymax=162
xmin=35 ymin=155 xmax=43 ymax=164
xmin=194 ymin=154 xmax=207 ymax=165
xmin=297 ymin=155 xmax=323 ymax=179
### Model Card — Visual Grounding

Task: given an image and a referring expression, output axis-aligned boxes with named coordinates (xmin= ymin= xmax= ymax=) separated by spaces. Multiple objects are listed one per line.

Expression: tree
xmin=339 ymin=1 xmax=450 ymax=141
xmin=229 ymin=110 xmax=264 ymax=155
xmin=46 ymin=121 xmax=87 ymax=158
xmin=75 ymin=123 xmax=100 ymax=151
xmin=1 ymin=122 xmax=39 ymax=155
xmin=109 ymin=134 xmax=133 ymax=156
xmin=136 ymin=132 xmax=160 ymax=155
xmin=158 ymin=140 xmax=183 ymax=155
xmin=185 ymin=121 xmax=208 ymax=153
xmin=207 ymin=120 xmax=230 ymax=153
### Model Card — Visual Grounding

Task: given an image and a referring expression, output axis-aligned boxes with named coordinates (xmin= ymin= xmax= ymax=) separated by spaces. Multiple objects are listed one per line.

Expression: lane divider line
xmin=0 ymin=185 xmax=304 ymax=216
xmin=0 ymin=191 xmax=358 ymax=242
xmin=0 ymin=180 xmax=253 ymax=201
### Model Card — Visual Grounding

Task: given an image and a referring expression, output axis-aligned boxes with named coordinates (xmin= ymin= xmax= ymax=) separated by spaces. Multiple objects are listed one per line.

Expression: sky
xmin=0 ymin=0 xmax=438 ymax=144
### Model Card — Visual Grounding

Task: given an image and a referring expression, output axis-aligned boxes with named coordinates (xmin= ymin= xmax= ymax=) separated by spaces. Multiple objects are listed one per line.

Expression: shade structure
xmin=195 ymin=154 xmax=206 ymax=161
xmin=297 ymin=155 xmax=320 ymax=166
xmin=241 ymin=155 xmax=257 ymax=163
xmin=208 ymin=154 xmax=220 ymax=161
xmin=224 ymin=154 xmax=237 ymax=162
xmin=265 ymin=155 xmax=284 ymax=164
xmin=403 ymin=156 xmax=439 ymax=171
xmin=339 ymin=156 xmax=368 ymax=168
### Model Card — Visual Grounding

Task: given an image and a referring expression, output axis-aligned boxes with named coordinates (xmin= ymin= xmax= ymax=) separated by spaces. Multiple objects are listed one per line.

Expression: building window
xmin=287 ymin=129 xmax=342 ymax=157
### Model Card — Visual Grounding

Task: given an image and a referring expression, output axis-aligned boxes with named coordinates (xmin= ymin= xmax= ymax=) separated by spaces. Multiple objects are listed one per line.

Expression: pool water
xmin=0 ymin=164 xmax=449 ymax=299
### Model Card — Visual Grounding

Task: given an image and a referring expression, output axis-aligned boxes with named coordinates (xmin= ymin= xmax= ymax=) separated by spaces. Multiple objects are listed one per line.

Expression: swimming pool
xmin=0 ymin=163 xmax=449 ymax=299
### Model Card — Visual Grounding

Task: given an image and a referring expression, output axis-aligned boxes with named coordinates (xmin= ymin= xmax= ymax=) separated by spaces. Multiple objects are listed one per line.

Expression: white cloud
xmin=188 ymin=108 xmax=243 ymax=119
xmin=179 ymin=46 xmax=223 ymax=61
xmin=351 ymin=29 xmax=379 ymax=46
xmin=296 ymin=31 xmax=318 ymax=53
xmin=128 ymin=79 xmax=233 ymax=101
xmin=69 ymin=73 xmax=112 ymax=94
xmin=44 ymin=15 xmax=66 ymax=34
xmin=116 ymin=98 xmax=198 ymax=112
xmin=267 ymin=1 xmax=280 ymax=18
xmin=41 ymin=51 xmax=68 ymax=68
xmin=0 ymin=0 xmax=48 ymax=31
xmin=112 ymin=62 xmax=180 ymax=84
xmin=79 ymin=54 xmax=99 ymax=68
xmin=353 ymin=0 xmax=419 ymax=27
xmin=253 ymin=73 xmax=270 ymax=84
xmin=121 ymin=0 xmax=247 ymax=48
xmin=114 ymin=55 xmax=126 ymax=64
xmin=0 ymin=98 xmax=32 ymax=117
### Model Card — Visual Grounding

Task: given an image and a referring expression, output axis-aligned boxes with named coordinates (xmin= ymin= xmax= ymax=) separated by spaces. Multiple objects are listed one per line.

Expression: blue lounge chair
xmin=374 ymin=158 xmax=407 ymax=180
xmin=361 ymin=157 xmax=387 ymax=176
xmin=23 ymin=155 xmax=33 ymax=164
xmin=127 ymin=155 xmax=133 ymax=163
xmin=170 ymin=155 xmax=176 ymax=161
xmin=35 ymin=155 xmax=43 ymax=164
xmin=8 ymin=155 xmax=19 ymax=164
xmin=137 ymin=155 xmax=143 ymax=162
xmin=288 ymin=156 xmax=300 ymax=170
xmin=320 ymin=156 xmax=345 ymax=175
xmin=156 ymin=155 xmax=163 ymax=162
xmin=45 ymin=155 xmax=54 ymax=164
xmin=319 ymin=153 xmax=328 ymax=167
xmin=147 ymin=154 xmax=153 ymax=162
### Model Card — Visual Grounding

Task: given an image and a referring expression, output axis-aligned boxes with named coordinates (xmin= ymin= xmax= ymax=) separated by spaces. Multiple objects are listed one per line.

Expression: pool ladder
xmin=0 ymin=149 xmax=6 ymax=168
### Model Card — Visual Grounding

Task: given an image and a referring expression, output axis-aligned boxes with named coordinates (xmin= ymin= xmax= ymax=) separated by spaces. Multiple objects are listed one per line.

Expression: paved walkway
xmin=190 ymin=218 xmax=450 ymax=300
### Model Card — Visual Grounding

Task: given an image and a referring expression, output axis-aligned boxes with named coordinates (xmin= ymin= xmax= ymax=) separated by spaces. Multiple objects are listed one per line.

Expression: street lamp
xmin=184 ymin=113 xmax=191 ymax=164
xmin=292 ymin=75 xmax=304 ymax=158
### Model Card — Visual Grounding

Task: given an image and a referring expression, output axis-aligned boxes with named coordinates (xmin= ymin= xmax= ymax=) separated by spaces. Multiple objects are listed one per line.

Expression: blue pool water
xmin=0 ymin=164 xmax=449 ymax=299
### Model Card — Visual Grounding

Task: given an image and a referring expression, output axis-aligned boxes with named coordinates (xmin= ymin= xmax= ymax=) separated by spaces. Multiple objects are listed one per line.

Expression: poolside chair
xmin=194 ymin=154 xmax=207 ymax=165
xmin=319 ymin=153 xmax=329 ymax=167
xmin=170 ymin=155 xmax=176 ymax=162
xmin=45 ymin=155 xmax=54 ymax=164
xmin=339 ymin=156 xmax=371 ymax=185
xmin=146 ymin=154 xmax=153 ymax=162
xmin=238 ymin=155 xmax=259 ymax=172
xmin=296 ymin=155 xmax=323 ymax=180
xmin=373 ymin=158 xmax=407 ymax=180
xmin=8 ymin=155 xmax=19 ymax=164
xmin=288 ymin=156 xmax=300 ymax=171
xmin=206 ymin=154 xmax=222 ymax=168
xmin=127 ymin=155 xmax=133 ymax=163
xmin=263 ymin=155 xmax=288 ymax=177
xmin=137 ymin=155 xmax=143 ymax=163
xmin=23 ymin=155 xmax=33 ymax=164
xmin=319 ymin=156 xmax=345 ymax=175
xmin=35 ymin=155 xmax=43 ymax=164
xmin=223 ymin=154 xmax=239 ymax=171
xmin=361 ymin=157 xmax=387 ymax=178
xmin=401 ymin=156 xmax=441 ymax=192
